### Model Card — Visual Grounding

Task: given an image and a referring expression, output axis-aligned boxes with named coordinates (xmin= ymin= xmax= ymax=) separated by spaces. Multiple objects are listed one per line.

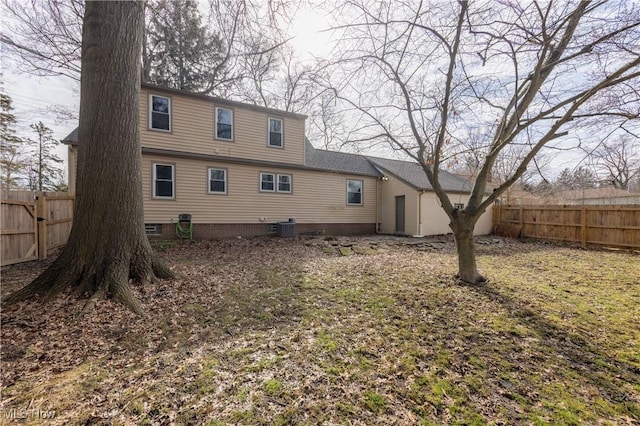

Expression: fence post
xmin=37 ymin=193 xmax=48 ymax=260
xmin=581 ymin=207 xmax=587 ymax=247
xmin=518 ymin=206 xmax=524 ymax=233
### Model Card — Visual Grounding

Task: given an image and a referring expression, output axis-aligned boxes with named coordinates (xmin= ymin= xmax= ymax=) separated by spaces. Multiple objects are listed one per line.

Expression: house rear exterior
xmin=64 ymin=84 xmax=493 ymax=238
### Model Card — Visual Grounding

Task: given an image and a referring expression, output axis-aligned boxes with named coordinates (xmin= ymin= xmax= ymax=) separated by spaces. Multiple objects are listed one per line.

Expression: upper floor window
xmin=208 ymin=168 xmax=227 ymax=194
xmin=150 ymin=95 xmax=171 ymax=131
xmin=216 ymin=107 xmax=233 ymax=140
xmin=268 ymin=117 xmax=283 ymax=148
xmin=347 ymin=179 xmax=363 ymax=205
xmin=153 ymin=163 xmax=175 ymax=199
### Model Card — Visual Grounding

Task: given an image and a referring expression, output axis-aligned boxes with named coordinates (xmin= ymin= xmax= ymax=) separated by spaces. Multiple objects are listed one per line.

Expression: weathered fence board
xmin=1 ymin=191 xmax=38 ymax=266
xmin=493 ymin=205 xmax=640 ymax=249
xmin=1 ymin=191 xmax=74 ymax=266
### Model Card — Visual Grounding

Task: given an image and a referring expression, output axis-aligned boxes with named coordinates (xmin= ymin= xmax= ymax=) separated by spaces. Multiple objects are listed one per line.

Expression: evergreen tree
xmin=0 ymin=93 xmax=26 ymax=189
xmin=145 ymin=0 xmax=225 ymax=93
xmin=555 ymin=168 xmax=575 ymax=191
xmin=572 ymin=167 xmax=598 ymax=190
xmin=25 ymin=121 xmax=64 ymax=192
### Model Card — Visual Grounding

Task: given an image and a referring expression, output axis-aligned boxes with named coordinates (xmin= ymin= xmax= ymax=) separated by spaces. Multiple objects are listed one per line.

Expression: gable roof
xmin=304 ymin=140 xmax=381 ymax=177
xmin=62 ymin=128 xmax=78 ymax=145
xmin=366 ymin=156 xmax=478 ymax=193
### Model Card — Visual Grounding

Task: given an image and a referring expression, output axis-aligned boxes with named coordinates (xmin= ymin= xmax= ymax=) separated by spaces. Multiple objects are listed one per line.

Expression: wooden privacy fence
xmin=1 ymin=191 xmax=74 ymax=266
xmin=493 ymin=205 xmax=640 ymax=249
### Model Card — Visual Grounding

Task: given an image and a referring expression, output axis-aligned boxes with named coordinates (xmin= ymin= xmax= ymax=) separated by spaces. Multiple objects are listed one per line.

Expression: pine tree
xmin=145 ymin=0 xmax=225 ymax=93
xmin=25 ymin=121 xmax=65 ymax=192
xmin=0 ymin=93 xmax=26 ymax=189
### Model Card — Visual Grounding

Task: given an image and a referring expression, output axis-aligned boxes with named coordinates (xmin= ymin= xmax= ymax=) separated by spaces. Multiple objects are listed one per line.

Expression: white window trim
xmin=152 ymin=163 xmax=175 ymax=199
xmin=215 ymin=107 xmax=234 ymax=141
xmin=268 ymin=117 xmax=284 ymax=148
xmin=346 ymin=179 xmax=363 ymax=206
xmin=208 ymin=167 xmax=227 ymax=194
xmin=260 ymin=172 xmax=276 ymax=192
xmin=149 ymin=94 xmax=171 ymax=132
xmin=277 ymin=174 xmax=292 ymax=193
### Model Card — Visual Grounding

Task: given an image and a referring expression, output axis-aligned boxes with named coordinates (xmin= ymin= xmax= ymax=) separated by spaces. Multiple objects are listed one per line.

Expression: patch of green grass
xmin=317 ymin=331 xmax=339 ymax=352
xmin=263 ymin=379 xmax=284 ymax=397
xmin=363 ymin=390 xmax=386 ymax=414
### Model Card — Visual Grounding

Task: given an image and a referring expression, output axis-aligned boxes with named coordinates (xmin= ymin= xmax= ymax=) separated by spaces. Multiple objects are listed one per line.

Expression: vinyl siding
xmin=378 ymin=175 xmax=419 ymax=235
xmin=379 ymin=175 xmax=493 ymax=236
xmin=419 ymin=193 xmax=493 ymax=236
xmin=142 ymin=154 xmax=377 ymax=224
xmin=141 ymin=88 xmax=305 ymax=165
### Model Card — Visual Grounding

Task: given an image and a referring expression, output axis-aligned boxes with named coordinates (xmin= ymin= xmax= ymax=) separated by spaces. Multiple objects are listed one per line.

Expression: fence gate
xmin=1 ymin=191 xmax=38 ymax=266
xmin=1 ymin=191 xmax=74 ymax=266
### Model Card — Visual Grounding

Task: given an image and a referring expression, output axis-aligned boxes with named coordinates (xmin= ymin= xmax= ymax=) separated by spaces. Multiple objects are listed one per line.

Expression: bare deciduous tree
xmin=324 ymin=0 xmax=640 ymax=283
xmin=592 ymin=135 xmax=640 ymax=189
xmin=1 ymin=0 xmax=83 ymax=80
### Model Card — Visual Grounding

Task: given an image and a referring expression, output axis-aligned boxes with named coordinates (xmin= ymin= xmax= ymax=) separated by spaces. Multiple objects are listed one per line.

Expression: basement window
xmin=145 ymin=224 xmax=162 ymax=235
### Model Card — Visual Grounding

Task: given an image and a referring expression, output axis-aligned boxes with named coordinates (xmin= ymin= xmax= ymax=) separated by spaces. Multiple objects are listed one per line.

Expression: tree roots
xmin=1 ymin=250 xmax=176 ymax=316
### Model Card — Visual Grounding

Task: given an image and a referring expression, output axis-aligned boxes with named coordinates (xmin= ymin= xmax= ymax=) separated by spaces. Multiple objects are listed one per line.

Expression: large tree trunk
xmin=2 ymin=1 xmax=174 ymax=314
xmin=450 ymin=213 xmax=485 ymax=284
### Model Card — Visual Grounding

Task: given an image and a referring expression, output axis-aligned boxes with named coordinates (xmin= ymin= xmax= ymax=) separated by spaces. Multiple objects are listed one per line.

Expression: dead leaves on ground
xmin=1 ymin=236 xmax=639 ymax=425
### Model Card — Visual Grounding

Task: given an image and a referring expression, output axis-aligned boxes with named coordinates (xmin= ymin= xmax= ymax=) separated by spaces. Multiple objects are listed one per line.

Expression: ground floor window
xmin=260 ymin=172 xmax=275 ymax=191
xmin=208 ymin=168 xmax=227 ymax=194
xmin=260 ymin=172 xmax=292 ymax=193
xmin=277 ymin=174 xmax=292 ymax=193
xmin=347 ymin=179 xmax=363 ymax=205
xmin=153 ymin=163 xmax=175 ymax=199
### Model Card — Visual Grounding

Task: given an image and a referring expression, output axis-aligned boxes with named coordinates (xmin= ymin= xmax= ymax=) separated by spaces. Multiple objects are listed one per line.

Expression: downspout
xmin=415 ymin=190 xmax=425 ymax=237
xmin=376 ymin=176 xmax=381 ymax=233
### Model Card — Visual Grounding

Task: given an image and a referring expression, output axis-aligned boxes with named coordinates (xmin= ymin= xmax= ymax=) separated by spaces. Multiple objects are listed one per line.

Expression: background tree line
xmin=0 ymin=91 xmax=66 ymax=191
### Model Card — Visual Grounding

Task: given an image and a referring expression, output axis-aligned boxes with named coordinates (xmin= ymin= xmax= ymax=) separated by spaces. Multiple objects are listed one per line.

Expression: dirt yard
xmin=1 ymin=235 xmax=639 ymax=425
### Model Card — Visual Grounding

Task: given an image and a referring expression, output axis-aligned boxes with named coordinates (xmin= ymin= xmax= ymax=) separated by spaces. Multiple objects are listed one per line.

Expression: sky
xmin=1 ymin=60 xmax=78 ymax=169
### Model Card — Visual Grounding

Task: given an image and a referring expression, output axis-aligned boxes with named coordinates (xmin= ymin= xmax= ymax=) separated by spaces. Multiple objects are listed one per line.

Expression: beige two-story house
xmin=64 ymin=83 xmax=493 ymax=238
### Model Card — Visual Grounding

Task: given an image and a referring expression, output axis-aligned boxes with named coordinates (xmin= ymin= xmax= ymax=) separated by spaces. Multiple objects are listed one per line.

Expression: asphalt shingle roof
xmin=304 ymin=140 xmax=381 ymax=177
xmin=366 ymin=156 xmax=477 ymax=193
xmin=62 ymin=128 xmax=78 ymax=144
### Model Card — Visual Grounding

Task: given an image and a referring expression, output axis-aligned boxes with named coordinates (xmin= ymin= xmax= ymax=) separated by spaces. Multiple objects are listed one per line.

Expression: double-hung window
xmin=208 ymin=168 xmax=227 ymax=194
xmin=216 ymin=107 xmax=233 ymax=140
xmin=347 ymin=179 xmax=363 ymax=205
xmin=277 ymin=174 xmax=291 ymax=193
xmin=268 ymin=118 xmax=283 ymax=148
xmin=260 ymin=173 xmax=275 ymax=192
xmin=260 ymin=172 xmax=292 ymax=193
xmin=153 ymin=163 xmax=175 ymax=199
xmin=150 ymin=95 xmax=171 ymax=131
